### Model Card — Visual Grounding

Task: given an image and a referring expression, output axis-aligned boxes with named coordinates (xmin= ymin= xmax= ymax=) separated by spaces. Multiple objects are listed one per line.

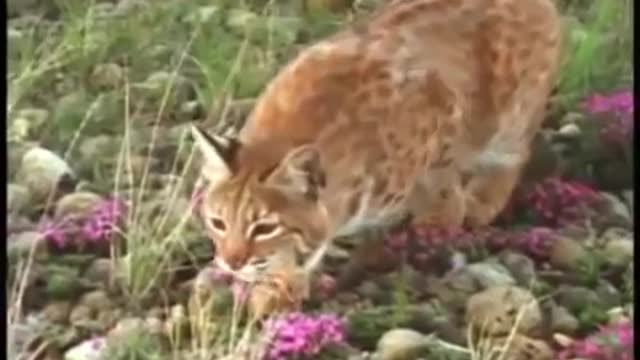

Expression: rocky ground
xmin=7 ymin=0 xmax=634 ymax=359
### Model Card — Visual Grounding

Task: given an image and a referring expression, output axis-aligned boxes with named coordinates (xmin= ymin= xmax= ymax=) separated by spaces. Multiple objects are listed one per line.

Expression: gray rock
xmin=463 ymin=261 xmax=516 ymax=288
xmin=426 ymin=271 xmax=480 ymax=312
xmin=601 ymin=229 xmax=634 ymax=267
xmin=145 ymin=316 xmax=165 ymax=335
xmin=466 ymin=285 xmax=542 ymax=337
xmin=84 ymin=258 xmax=114 ymax=288
xmin=108 ymin=317 xmax=145 ymax=339
xmin=90 ymin=63 xmax=124 ymax=89
xmin=78 ymin=135 xmax=119 ymax=163
xmin=595 ymin=280 xmax=622 ymax=308
xmin=8 ymin=141 xmax=38 ymax=177
xmin=132 ymin=71 xmax=193 ymax=110
xmin=80 ymin=290 xmax=113 ymax=312
xmin=559 ymin=112 xmax=585 ymax=125
xmin=7 ymin=183 xmax=31 ymax=214
xmin=8 ymin=27 xmax=23 ymax=44
xmin=114 ymin=0 xmax=150 ymax=16
xmin=7 ymin=0 xmax=41 ymax=17
xmin=548 ymin=302 xmax=579 ymax=334
xmin=555 ymin=285 xmax=603 ymax=313
xmin=225 ymin=9 xmax=260 ymax=34
xmin=487 ymin=334 xmax=553 ymax=360
xmin=557 ymin=123 xmax=581 ymax=138
xmin=549 ymin=236 xmax=588 ymax=270
xmin=8 ymin=313 xmax=48 ymax=360
xmin=7 ymin=214 xmax=34 ymax=234
xmin=600 ymin=192 xmax=632 ymax=227
xmin=15 ymin=108 xmax=49 ymax=129
xmin=179 ymin=100 xmax=202 ymax=119
xmin=8 ymin=231 xmax=47 ymax=260
xmin=499 ymin=250 xmax=537 ymax=286
xmin=97 ymin=309 xmax=124 ymax=331
xmin=17 ymin=147 xmax=75 ymax=204
xmin=55 ymin=192 xmax=104 ymax=219
xmin=376 ymin=328 xmax=429 ymax=360
xmin=183 ymin=5 xmax=219 ymax=25
xmin=69 ymin=305 xmax=93 ymax=327
xmin=607 ymin=306 xmax=632 ymax=326
xmin=356 ymin=281 xmax=388 ymax=304
xmin=64 ymin=337 xmax=107 ymax=360
xmin=43 ymin=301 xmax=72 ymax=324
xmin=8 ymin=117 xmax=32 ymax=143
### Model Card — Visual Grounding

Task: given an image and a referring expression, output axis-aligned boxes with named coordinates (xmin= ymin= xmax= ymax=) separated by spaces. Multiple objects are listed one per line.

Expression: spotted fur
xmin=192 ymin=0 xmax=562 ymax=312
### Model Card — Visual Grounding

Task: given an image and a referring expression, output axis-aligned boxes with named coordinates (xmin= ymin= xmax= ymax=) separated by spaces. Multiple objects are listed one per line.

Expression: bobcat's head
xmin=191 ymin=126 xmax=330 ymax=282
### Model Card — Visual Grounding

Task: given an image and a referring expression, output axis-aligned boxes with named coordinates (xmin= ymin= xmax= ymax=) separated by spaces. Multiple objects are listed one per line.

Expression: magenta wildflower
xmin=516 ymin=226 xmax=556 ymax=258
xmin=501 ymin=177 xmax=603 ymax=228
xmin=581 ymin=90 xmax=634 ymax=147
xmin=313 ymin=273 xmax=337 ymax=299
xmin=80 ymin=198 xmax=127 ymax=242
xmin=557 ymin=321 xmax=634 ymax=360
xmin=582 ymin=90 xmax=634 ymax=117
xmin=262 ymin=312 xmax=346 ymax=360
xmin=383 ymin=223 xmax=563 ymax=270
xmin=37 ymin=197 xmax=127 ymax=249
xmin=37 ymin=218 xmax=75 ymax=248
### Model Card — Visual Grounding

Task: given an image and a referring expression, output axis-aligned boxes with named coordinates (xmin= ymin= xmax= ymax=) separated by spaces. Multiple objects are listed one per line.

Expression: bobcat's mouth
xmin=215 ymin=256 xmax=269 ymax=283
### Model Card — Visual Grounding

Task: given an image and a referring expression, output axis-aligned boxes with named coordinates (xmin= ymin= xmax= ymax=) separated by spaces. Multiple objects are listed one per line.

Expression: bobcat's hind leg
xmin=463 ymin=160 xmax=527 ymax=227
xmin=408 ymin=166 xmax=467 ymax=227
xmin=334 ymin=226 xmax=402 ymax=290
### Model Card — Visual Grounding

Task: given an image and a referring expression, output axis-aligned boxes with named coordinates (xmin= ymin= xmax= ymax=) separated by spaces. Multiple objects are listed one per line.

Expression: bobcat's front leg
xmin=248 ymin=242 xmax=330 ymax=318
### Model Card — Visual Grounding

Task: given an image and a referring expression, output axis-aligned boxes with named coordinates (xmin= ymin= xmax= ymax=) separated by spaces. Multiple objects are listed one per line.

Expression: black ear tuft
xmin=190 ymin=124 xmax=242 ymax=185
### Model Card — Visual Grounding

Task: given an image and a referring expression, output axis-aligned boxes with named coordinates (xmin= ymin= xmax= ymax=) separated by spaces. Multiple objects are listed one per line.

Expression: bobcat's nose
xmin=225 ymin=249 xmax=249 ymax=271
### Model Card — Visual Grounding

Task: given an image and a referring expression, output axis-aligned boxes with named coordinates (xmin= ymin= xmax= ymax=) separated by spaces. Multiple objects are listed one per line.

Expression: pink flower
xmin=80 ymin=198 xmax=127 ymax=242
xmin=581 ymin=90 xmax=634 ymax=147
xmin=262 ymin=312 xmax=345 ymax=360
xmin=558 ymin=321 xmax=634 ymax=360
xmin=502 ymin=177 xmax=603 ymax=228
xmin=582 ymin=90 xmax=634 ymax=116
xmin=38 ymin=197 xmax=127 ymax=249
xmin=38 ymin=218 xmax=74 ymax=248
xmin=314 ymin=273 xmax=337 ymax=299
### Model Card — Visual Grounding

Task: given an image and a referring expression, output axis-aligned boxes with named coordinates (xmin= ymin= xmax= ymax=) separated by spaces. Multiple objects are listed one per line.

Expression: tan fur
xmin=192 ymin=0 xmax=562 ymax=314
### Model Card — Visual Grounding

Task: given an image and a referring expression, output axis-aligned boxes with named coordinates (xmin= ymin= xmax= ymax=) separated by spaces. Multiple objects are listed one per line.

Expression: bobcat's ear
xmin=190 ymin=125 xmax=240 ymax=186
xmin=264 ymin=145 xmax=325 ymax=201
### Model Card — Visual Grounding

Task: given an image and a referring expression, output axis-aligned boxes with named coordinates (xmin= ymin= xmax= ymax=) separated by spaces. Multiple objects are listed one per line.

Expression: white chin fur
xmin=215 ymin=258 xmax=259 ymax=282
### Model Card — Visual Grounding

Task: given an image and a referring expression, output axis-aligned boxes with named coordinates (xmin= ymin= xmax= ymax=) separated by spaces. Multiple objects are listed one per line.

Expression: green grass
xmin=556 ymin=0 xmax=633 ymax=110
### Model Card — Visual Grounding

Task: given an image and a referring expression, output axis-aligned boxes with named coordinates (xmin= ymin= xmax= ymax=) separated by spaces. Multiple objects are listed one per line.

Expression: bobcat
xmin=191 ymin=0 xmax=562 ymax=314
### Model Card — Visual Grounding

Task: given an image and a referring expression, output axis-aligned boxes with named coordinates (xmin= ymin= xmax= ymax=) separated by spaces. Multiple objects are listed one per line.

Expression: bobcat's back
xmin=192 ymin=0 xmax=562 ymax=288
xmin=239 ymin=0 xmax=562 ymax=232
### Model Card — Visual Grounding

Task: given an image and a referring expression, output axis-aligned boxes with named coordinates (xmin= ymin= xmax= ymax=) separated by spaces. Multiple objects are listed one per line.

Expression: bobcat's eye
xmin=209 ymin=217 xmax=227 ymax=232
xmin=249 ymin=223 xmax=279 ymax=240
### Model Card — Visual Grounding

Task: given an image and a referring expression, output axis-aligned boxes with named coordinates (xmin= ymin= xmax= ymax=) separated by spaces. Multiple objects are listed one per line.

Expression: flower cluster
xmin=582 ymin=90 xmax=633 ymax=117
xmin=501 ymin=177 xmax=603 ymax=228
xmin=384 ymin=224 xmax=559 ymax=270
xmin=581 ymin=90 xmax=634 ymax=146
xmin=38 ymin=198 xmax=127 ymax=249
xmin=558 ymin=320 xmax=634 ymax=360
xmin=262 ymin=312 xmax=346 ymax=360
xmin=81 ymin=198 xmax=127 ymax=241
